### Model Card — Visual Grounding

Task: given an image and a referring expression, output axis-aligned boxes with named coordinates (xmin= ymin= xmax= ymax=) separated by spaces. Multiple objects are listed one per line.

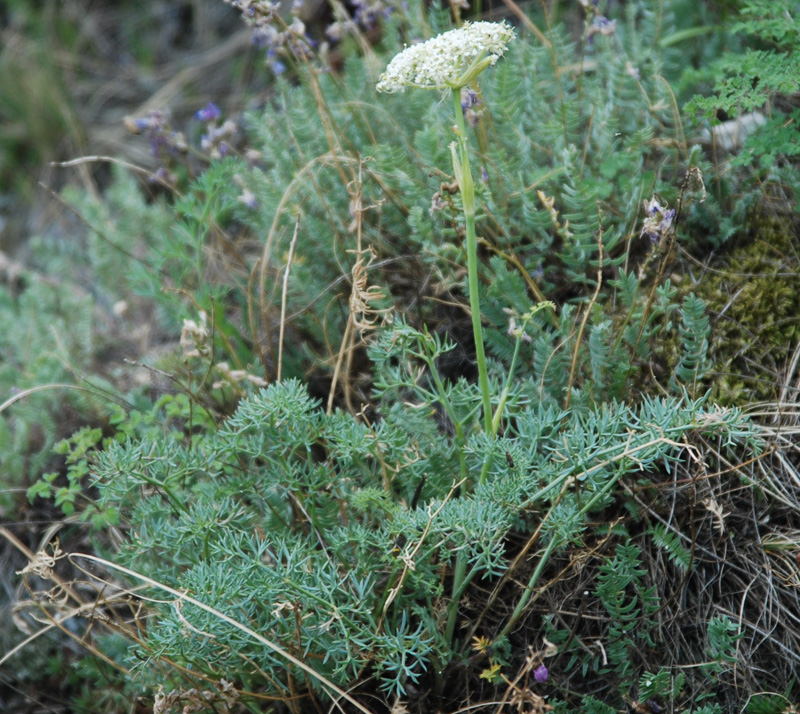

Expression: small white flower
xmin=376 ymin=21 xmax=515 ymax=93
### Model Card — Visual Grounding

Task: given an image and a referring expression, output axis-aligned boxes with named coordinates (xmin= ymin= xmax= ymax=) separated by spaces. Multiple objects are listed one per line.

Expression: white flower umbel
xmin=376 ymin=21 xmax=515 ymax=93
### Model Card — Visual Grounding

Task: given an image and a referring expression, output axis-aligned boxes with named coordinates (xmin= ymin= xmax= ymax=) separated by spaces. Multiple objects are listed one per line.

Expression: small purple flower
xmin=251 ymin=27 xmax=270 ymax=49
xmin=644 ymin=196 xmax=661 ymax=217
xmin=132 ymin=111 xmax=185 ymax=158
xmin=534 ymin=664 xmax=548 ymax=683
xmin=641 ymin=197 xmax=676 ymax=245
xmin=195 ymin=102 xmax=221 ymax=122
xmin=200 ymin=119 xmax=238 ymax=159
xmin=461 ymin=87 xmax=480 ymax=111
xmin=588 ymin=15 xmax=616 ymax=37
xmin=150 ymin=166 xmax=177 ymax=187
xmin=461 ymin=88 xmax=483 ymax=127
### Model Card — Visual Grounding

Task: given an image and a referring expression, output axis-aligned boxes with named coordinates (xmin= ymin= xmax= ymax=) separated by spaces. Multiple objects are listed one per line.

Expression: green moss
xmin=697 ymin=207 xmax=800 ymax=405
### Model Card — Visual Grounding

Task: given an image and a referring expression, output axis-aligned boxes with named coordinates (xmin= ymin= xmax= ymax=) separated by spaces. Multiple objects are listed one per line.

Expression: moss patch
xmin=698 ymin=206 xmax=800 ymax=405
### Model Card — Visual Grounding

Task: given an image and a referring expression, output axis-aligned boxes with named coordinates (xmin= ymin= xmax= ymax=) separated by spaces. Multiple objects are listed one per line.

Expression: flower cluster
xmin=224 ymin=0 xmax=280 ymax=27
xmin=195 ymin=103 xmax=238 ymax=159
xmin=125 ymin=111 xmax=187 ymax=158
xmin=181 ymin=311 xmax=211 ymax=359
xmin=327 ymin=0 xmax=394 ymax=39
xmin=124 ymin=103 xmax=248 ymax=188
xmin=587 ymin=14 xmax=616 ymax=38
xmin=350 ymin=0 xmax=393 ymax=28
xmin=376 ymin=21 xmax=515 ymax=93
xmin=124 ymin=110 xmax=188 ymax=186
xmin=224 ymin=0 xmax=313 ymax=74
xmin=461 ymin=86 xmax=483 ymax=127
xmin=578 ymin=0 xmax=617 ymax=41
xmin=640 ymin=196 xmax=676 ymax=245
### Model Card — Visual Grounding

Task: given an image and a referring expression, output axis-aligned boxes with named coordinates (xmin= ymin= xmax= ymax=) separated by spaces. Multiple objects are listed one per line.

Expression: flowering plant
xmin=378 ymin=21 xmax=515 ymax=435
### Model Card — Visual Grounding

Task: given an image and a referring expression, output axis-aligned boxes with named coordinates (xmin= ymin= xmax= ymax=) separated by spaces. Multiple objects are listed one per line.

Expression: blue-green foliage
xmin=80 ymin=358 xmax=757 ymax=703
xmin=594 ymin=543 xmax=660 ymax=679
xmin=673 ymin=293 xmax=711 ymax=391
xmin=648 ymin=522 xmax=693 ymax=572
xmin=0 ymin=273 xmax=98 ymax=499
xmin=704 ymin=615 xmax=742 ymax=675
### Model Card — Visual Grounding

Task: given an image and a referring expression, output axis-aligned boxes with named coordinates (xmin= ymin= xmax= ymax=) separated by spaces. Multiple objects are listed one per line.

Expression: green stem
xmin=500 ymin=464 xmax=628 ymax=639
xmin=445 ymin=549 xmax=468 ymax=646
xmin=452 ymin=89 xmax=492 ymax=434
xmin=498 ymin=535 xmax=560 ymax=640
xmin=480 ymin=310 xmax=544 ymax=484
xmin=490 ymin=325 xmax=526 ymax=437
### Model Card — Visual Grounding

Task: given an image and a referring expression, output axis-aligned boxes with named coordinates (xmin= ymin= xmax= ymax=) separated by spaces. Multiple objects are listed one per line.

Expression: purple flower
xmin=150 ymin=166 xmax=177 ymax=187
xmin=588 ymin=15 xmax=616 ymax=37
xmin=195 ymin=102 xmax=221 ymax=122
xmin=461 ymin=87 xmax=483 ymax=127
xmin=251 ymin=27 xmax=270 ymax=49
xmin=641 ymin=197 xmax=676 ymax=245
xmin=461 ymin=87 xmax=480 ymax=111
xmin=199 ymin=119 xmax=238 ymax=159
xmin=644 ymin=196 xmax=661 ymax=217
xmin=534 ymin=664 xmax=548 ymax=683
